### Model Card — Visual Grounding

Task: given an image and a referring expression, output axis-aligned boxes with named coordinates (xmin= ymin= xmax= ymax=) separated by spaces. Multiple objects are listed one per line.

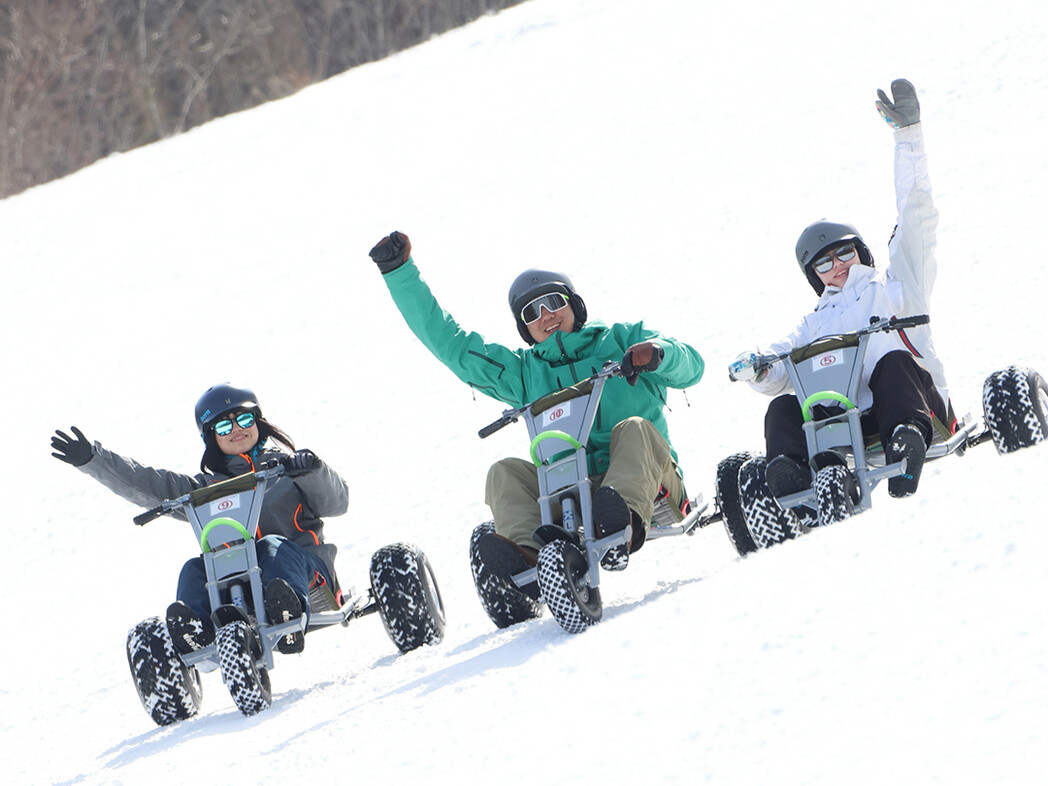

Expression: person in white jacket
xmin=729 ymin=79 xmax=952 ymax=503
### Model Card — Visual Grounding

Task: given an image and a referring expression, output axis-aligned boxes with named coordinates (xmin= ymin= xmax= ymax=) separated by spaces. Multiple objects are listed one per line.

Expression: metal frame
xmin=135 ymin=464 xmax=379 ymax=673
xmin=479 ymin=362 xmax=713 ymax=601
xmin=757 ymin=317 xmax=981 ymax=515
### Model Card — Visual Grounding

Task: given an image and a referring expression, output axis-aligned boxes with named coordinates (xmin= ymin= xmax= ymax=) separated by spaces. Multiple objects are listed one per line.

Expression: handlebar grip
xmin=133 ymin=506 xmax=165 ymax=527
xmin=885 ymin=314 xmax=930 ymax=331
xmin=478 ymin=419 xmax=510 ymax=439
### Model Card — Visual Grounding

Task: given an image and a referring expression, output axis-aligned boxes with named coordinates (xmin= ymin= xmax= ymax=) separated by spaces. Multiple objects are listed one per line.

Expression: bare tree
xmin=0 ymin=0 xmax=528 ymax=200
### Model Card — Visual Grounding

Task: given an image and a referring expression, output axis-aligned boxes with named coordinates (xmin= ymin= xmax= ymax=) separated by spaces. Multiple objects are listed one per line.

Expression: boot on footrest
xmin=765 ymin=454 xmax=818 ymax=525
xmin=887 ymin=423 xmax=927 ymax=498
xmin=264 ymin=578 xmax=305 ymax=654
xmin=475 ymin=532 xmax=540 ymax=600
xmin=593 ymin=486 xmax=634 ymax=571
xmin=166 ymin=601 xmax=215 ymax=655
xmin=765 ymin=454 xmax=811 ymax=498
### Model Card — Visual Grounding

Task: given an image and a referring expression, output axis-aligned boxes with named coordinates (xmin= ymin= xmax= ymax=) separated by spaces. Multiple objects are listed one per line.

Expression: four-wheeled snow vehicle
xmin=125 ymin=462 xmax=445 ymax=724
xmin=468 ymin=361 xmax=717 ymax=634
xmin=715 ymin=315 xmax=1048 ymax=555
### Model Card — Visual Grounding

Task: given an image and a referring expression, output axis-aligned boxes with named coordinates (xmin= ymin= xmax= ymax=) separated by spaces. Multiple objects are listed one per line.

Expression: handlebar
xmin=752 ymin=314 xmax=929 ymax=373
xmin=478 ymin=361 xmax=623 ymax=439
xmin=478 ymin=415 xmax=518 ymax=439
xmin=133 ymin=505 xmax=167 ymax=527
xmin=132 ymin=462 xmax=285 ymax=526
xmin=869 ymin=314 xmax=928 ymax=331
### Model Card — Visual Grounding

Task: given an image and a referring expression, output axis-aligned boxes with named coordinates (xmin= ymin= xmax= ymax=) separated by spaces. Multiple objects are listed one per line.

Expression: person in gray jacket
xmin=729 ymin=78 xmax=951 ymax=505
xmin=51 ymin=383 xmax=349 ymax=655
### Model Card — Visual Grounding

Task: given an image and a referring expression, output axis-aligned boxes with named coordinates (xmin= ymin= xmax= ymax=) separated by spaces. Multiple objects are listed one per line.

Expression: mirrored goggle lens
xmin=812 ymin=245 xmax=857 ymax=274
xmin=520 ymin=293 xmax=569 ymax=324
xmin=213 ymin=411 xmax=255 ymax=436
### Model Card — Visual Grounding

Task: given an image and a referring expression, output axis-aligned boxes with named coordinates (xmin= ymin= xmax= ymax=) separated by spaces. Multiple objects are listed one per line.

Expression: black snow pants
xmin=764 ymin=350 xmax=947 ymax=463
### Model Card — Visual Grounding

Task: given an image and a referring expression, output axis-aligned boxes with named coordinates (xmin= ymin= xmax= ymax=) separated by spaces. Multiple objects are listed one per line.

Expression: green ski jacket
xmin=382 ymin=259 xmax=704 ymax=475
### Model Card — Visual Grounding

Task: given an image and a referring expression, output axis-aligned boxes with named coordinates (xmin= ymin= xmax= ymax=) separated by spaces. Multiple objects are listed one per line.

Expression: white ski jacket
xmin=749 ymin=122 xmax=948 ymax=412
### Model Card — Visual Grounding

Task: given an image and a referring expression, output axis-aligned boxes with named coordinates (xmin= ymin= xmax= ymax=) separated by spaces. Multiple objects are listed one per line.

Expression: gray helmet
xmin=508 ymin=269 xmax=588 ymax=345
xmin=795 ymin=220 xmax=875 ymax=295
xmin=194 ymin=383 xmax=260 ymax=434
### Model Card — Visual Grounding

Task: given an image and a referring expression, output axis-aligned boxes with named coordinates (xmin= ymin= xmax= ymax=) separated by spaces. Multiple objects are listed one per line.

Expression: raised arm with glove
xmin=369 ymin=231 xmax=412 ymax=274
xmin=876 ymin=79 xmax=920 ymax=129
xmin=51 ymin=426 xmax=94 ymax=467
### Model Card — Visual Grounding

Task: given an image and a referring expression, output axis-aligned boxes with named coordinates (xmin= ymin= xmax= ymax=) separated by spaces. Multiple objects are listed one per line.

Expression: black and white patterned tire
xmin=126 ymin=616 xmax=203 ymax=726
xmin=469 ymin=522 xmax=543 ymax=629
xmin=716 ymin=452 xmax=759 ymax=556
xmin=216 ymin=620 xmax=272 ymax=717
xmin=982 ymin=366 xmax=1048 ymax=454
xmin=536 ymin=540 xmax=601 ymax=634
xmin=814 ymin=465 xmax=853 ymax=527
xmin=370 ymin=542 xmax=446 ymax=653
xmin=739 ymin=456 xmax=803 ymax=549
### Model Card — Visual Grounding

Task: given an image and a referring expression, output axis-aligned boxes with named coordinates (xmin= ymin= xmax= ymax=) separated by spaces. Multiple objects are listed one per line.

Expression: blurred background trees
xmin=0 ymin=0 xmax=525 ymax=199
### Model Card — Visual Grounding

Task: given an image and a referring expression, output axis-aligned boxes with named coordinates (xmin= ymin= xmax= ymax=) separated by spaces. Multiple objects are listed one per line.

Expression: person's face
xmin=523 ymin=292 xmax=575 ymax=343
xmin=212 ymin=410 xmax=260 ymax=455
xmin=813 ymin=243 xmax=860 ymax=289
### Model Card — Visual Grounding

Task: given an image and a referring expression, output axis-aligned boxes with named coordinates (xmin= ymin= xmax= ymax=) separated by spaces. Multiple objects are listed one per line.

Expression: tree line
xmin=0 ymin=0 xmax=526 ymax=199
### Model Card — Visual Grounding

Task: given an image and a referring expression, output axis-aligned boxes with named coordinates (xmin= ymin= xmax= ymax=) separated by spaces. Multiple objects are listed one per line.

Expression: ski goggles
xmin=812 ymin=244 xmax=857 ymax=274
xmin=520 ymin=292 xmax=570 ymax=325
xmin=213 ymin=411 xmax=256 ymax=437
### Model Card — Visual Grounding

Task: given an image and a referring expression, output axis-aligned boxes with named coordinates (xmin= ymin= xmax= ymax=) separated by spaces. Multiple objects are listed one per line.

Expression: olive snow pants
xmin=484 ymin=416 xmax=683 ymax=551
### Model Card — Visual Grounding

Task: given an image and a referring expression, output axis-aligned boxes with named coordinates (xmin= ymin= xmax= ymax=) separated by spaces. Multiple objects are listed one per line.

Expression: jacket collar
xmin=217 ymin=441 xmax=271 ymax=477
xmin=815 ymin=264 xmax=878 ymax=311
xmin=220 ymin=452 xmax=256 ymax=477
xmin=530 ymin=321 xmax=606 ymax=365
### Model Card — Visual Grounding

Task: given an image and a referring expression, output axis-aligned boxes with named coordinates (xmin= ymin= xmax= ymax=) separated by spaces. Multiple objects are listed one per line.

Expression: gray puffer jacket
xmin=79 ymin=441 xmax=349 ymax=582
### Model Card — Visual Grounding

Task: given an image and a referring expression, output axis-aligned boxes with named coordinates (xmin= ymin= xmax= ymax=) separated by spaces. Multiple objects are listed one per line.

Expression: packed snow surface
xmin=2 ymin=0 xmax=1047 ymax=783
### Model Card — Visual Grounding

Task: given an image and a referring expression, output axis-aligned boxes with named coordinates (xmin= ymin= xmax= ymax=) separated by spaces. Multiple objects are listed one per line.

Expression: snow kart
xmin=125 ymin=462 xmax=445 ymax=725
xmin=716 ymin=315 xmax=1048 ymax=555
xmin=469 ymin=361 xmax=717 ymax=634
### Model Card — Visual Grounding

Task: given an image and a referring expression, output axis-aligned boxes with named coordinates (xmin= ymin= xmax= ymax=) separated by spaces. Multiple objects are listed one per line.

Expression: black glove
xmin=369 ymin=231 xmax=411 ymax=274
xmin=282 ymin=449 xmax=319 ymax=478
xmin=876 ymin=79 xmax=920 ymax=128
xmin=52 ymin=426 xmax=94 ymax=467
xmin=621 ymin=342 xmax=664 ymax=386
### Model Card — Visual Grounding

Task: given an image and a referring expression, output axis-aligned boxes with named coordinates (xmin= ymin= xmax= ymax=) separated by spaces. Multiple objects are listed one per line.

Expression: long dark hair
xmin=199 ymin=413 xmax=296 ymax=475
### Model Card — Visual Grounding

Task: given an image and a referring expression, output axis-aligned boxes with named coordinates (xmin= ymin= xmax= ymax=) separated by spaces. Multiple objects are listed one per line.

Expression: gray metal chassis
xmin=763 ymin=319 xmax=979 ymax=515
xmin=138 ymin=465 xmax=377 ymax=673
xmin=482 ymin=363 xmax=711 ymax=598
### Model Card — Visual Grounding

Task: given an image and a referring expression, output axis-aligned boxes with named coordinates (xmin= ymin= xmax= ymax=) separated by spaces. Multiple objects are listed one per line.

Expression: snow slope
xmin=2 ymin=0 xmax=1047 ymax=783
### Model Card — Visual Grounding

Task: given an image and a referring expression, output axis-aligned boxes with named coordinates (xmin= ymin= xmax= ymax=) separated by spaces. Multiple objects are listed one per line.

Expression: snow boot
xmin=765 ymin=454 xmax=818 ymax=524
xmin=765 ymin=454 xmax=811 ymax=498
xmin=166 ymin=601 xmax=215 ymax=656
xmin=470 ymin=526 xmax=543 ymax=628
xmin=264 ymin=578 xmax=305 ymax=654
xmin=593 ymin=486 xmax=634 ymax=571
xmin=887 ymin=423 xmax=927 ymax=498
xmin=475 ymin=532 xmax=540 ymax=600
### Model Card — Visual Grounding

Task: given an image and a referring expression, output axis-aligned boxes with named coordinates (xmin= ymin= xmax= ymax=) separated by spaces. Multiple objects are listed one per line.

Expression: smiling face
xmin=813 ymin=243 xmax=860 ymax=290
xmin=525 ymin=298 xmax=575 ymax=343
xmin=213 ymin=410 xmax=260 ymax=455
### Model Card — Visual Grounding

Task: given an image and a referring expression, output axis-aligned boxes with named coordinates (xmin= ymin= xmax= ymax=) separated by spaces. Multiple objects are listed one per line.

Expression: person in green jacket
xmin=368 ymin=231 xmax=703 ymax=614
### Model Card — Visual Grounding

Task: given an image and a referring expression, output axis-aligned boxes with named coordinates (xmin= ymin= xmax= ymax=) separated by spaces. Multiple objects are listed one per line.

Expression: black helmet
xmin=507 ymin=269 xmax=588 ymax=345
xmin=194 ymin=384 xmax=260 ymax=434
xmin=795 ymin=220 xmax=875 ymax=295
